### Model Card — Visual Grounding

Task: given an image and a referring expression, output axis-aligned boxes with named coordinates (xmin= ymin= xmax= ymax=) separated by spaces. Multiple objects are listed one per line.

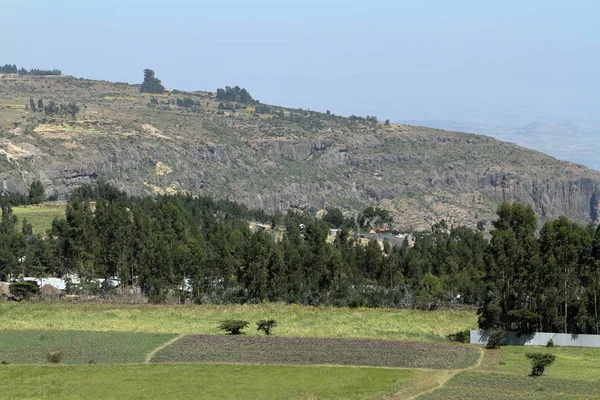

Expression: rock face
xmin=1 ymin=75 xmax=599 ymax=230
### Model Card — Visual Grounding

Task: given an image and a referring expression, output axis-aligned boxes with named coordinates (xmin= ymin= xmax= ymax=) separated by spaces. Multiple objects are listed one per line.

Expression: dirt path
xmin=145 ymin=334 xmax=184 ymax=363
xmin=402 ymin=346 xmax=485 ymax=400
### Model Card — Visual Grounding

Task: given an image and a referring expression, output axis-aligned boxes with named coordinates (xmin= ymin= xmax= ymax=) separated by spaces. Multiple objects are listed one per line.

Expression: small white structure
xmin=22 ymin=276 xmax=119 ymax=291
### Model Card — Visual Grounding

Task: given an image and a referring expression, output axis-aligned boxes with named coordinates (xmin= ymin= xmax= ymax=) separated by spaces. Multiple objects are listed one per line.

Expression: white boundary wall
xmin=471 ymin=330 xmax=600 ymax=348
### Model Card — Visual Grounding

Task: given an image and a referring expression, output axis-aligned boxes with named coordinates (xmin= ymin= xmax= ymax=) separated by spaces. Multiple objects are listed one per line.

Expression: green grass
xmin=12 ymin=203 xmax=66 ymax=234
xmin=419 ymin=371 xmax=600 ymax=399
xmin=0 ymin=364 xmax=424 ymax=400
xmin=0 ymin=330 xmax=175 ymax=364
xmin=494 ymin=346 xmax=600 ymax=381
xmin=0 ymin=303 xmax=477 ymax=341
xmin=151 ymin=334 xmax=479 ymax=369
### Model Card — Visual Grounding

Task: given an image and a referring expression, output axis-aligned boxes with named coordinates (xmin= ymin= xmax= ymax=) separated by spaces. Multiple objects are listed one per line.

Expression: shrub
xmin=219 ymin=320 xmax=249 ymax=335
xmin=257 ymin=320 xmax=277 ymax=335
xmin=46 ymin=351 xmax=62 ymax=364
xmin=546 ymin=338 xmax=554 ymax=347
xmin=447 ymin=329 xmax=470 ymax=343
xmin=486 ymin=330 xmax=505 ymax=349
xmin=9 ymin=281 xmax=40 ymax=300
xmin=526 ymin=352 xmax=556 ymax=376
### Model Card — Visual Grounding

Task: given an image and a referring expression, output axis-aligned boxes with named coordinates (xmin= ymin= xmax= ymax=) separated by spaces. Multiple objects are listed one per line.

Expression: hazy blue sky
xmin=3 ymin=0 xmax=599 ymax=125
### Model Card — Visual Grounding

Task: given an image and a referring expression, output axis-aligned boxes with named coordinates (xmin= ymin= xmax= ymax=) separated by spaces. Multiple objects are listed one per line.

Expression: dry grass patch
xmin=0 ymin=303 xmax=477 ymax=342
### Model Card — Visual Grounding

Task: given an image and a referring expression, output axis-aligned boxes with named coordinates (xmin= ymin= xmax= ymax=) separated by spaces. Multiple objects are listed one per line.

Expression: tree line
xmin=27 ymin=99 xmax=80 ymax=119
xmin=0 ymin=64 xmax=61 ymax=75
xmin=215 ymin=86 xmax=255 ymax=104
xmin=2 ymin=183 xmax=600 ymax=334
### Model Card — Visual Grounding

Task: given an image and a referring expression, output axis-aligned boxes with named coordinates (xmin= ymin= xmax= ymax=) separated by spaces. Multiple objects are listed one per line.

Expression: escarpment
xmin=1 ymin=75 xmax=598 ymax=230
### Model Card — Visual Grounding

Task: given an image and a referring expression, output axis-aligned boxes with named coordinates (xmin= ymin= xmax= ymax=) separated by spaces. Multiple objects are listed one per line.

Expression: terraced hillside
xmin=1 ymin=73 xmax=599 ymax=229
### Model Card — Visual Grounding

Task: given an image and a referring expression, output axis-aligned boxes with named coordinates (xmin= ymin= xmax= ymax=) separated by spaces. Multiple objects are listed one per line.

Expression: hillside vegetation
xmin=1 ymin=73 xmax=600 ymax=230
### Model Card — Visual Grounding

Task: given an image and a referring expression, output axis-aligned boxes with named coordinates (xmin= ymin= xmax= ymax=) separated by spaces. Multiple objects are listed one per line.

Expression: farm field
xmin=419 ymin=371 xmax=600 ymax=400
xmin=0 ymin=364 xmax=427 ymax=400
xmin=151 ymin=334 xmax=479 ymax=369
xmin=2 ymin=304 xmax=600 ymax=398
xmin=12 ymin=202 xmax=66 ymax=234
xmin=0 ymin=302 xmax=477 ymax=341
xmin=0 ymin=330 xmax=175 ymax=364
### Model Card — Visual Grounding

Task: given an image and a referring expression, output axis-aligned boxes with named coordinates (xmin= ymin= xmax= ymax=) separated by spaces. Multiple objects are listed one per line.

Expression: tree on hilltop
xmin=140 ymin=69 xmax=165 ymax=94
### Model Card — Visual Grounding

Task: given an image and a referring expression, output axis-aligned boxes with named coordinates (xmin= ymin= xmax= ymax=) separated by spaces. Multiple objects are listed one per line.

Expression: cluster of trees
xmin=478 ymin=202 xmax=600 ymax=335
xmin=28 ymin=99 xmax=80 ymax=119
xmin=140 ymin=69 xmax=165 ymax=94
xmin=0 ymin=65 xmax=61 ymax=75
xmin=349 ymin=115 xmax=378 ymax=125
xmin=358 ymin=206 xmax=393 ymax=230
xmin=216 ymin=86 xmax=254 ymax=104
xmin=174 ymin=98 xmax=199 ymax=108
xmin=0 ymin=181 xmax=46 ymax=207
xmin=0 ymin=64 xmax=17 ymax=74
xmin=21 ymin=68 xmax=62 ymax=76
xmin=0 ymin=182 xmax=481 ymax=307
xmin=3 ymin=182 xmax=600 ymax=335
xmin=254 ymin=104 xmax=271 ymax=114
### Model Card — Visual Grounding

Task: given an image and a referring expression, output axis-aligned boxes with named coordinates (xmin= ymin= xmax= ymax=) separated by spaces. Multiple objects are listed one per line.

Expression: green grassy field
xmin=3 ymin=303 xmax=600 ymax=398
xmin=0 ymin=364 xmax=426 ymax=400
xmin=0 ymin=330 xmax=175 ymax=364
xmin=12 ymin=203 xmax=66 ymax=234
xmin=494 ymin=346 xmax=600 ymax=381
xmin=419 ymin=371 xmax=600 ymax=399
xmin=151 ymin=334 xmax=479 ymax=369
xmin=0 ymin=303 xmax=477 ymax=341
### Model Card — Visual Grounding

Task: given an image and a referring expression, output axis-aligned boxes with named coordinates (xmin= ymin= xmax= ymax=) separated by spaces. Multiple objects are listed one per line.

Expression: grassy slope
xmin=0 ymin=303 xmax=477 ymax=341
xmin=0 ymin=364 xmax=424 ymax=400
xmin=494 ymin=346 xmax=600 ymax=381
xmin=0 ymin=330 xmax=175 ymax=364
xmin=421 ymin=346 xmax=600 ymax=399
xmin=419 ymin=371 xmax=600 ymax=400
xmin=12 ymin=203 xmax=66 ymax=234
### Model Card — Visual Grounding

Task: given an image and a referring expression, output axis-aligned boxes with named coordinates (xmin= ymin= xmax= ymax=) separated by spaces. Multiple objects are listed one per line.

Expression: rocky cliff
xmin=0 ymin=74 xmax=598 ymax=230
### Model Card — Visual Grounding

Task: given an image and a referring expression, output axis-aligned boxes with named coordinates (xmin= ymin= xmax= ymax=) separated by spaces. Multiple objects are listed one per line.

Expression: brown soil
xmin=151 ymin=334 xmax=479 ymax=369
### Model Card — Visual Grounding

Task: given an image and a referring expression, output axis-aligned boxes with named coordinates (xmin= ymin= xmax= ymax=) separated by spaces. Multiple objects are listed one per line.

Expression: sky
xmin=3 ymin=0 xmax=599 ymax=128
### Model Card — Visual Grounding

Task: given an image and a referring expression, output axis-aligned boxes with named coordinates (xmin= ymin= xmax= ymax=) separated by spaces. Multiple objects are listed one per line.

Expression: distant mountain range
xmin=398 ymin=120 xmax=600 ymax=172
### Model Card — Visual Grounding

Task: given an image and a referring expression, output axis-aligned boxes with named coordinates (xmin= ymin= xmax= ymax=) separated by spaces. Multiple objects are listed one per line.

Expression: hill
xmin=1 ymin=73 xmax=599 ymax=230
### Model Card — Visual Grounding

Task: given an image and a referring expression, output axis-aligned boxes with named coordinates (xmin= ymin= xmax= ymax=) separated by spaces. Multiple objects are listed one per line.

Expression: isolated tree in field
xmin=37 ymin=99 xmax=43 ymax=111
xmin=140 ymin=69 xmax=165 ymax=94
xmin=29 ymin=98 xmax=36 ymax=112
xmin=257 ymin=319 xmax=277 ymax=335
xmin=526 ymin=353 xmax=556 ymax=376
xmin=219 ymin=320 xmax=249 ymax=335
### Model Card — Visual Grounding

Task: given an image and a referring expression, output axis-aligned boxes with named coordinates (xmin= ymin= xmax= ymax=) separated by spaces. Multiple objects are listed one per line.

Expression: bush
xmin=486 ymin=330 xmax=505 ymax=349
xmin=46 ymin=351 xmax=62 ymax=364
xmin=9 ymin=281 xmax=40 ymax=300
xmin=546 ymin=338 xmax=554 ymax=347
xmin=447 ymin=329 xmax=470 ymax=343
xmin=219 ymin=320 xmax=249 ymax=335
xmin=526 ymin=352 xmax=556 ymax=376
xmin=257 ymin=320 xmax=277 ymax=335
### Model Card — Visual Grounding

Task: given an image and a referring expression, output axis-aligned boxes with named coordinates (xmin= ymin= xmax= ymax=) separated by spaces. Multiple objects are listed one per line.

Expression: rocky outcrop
xmin=2 ymin=75 xmax=599 ymax=229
